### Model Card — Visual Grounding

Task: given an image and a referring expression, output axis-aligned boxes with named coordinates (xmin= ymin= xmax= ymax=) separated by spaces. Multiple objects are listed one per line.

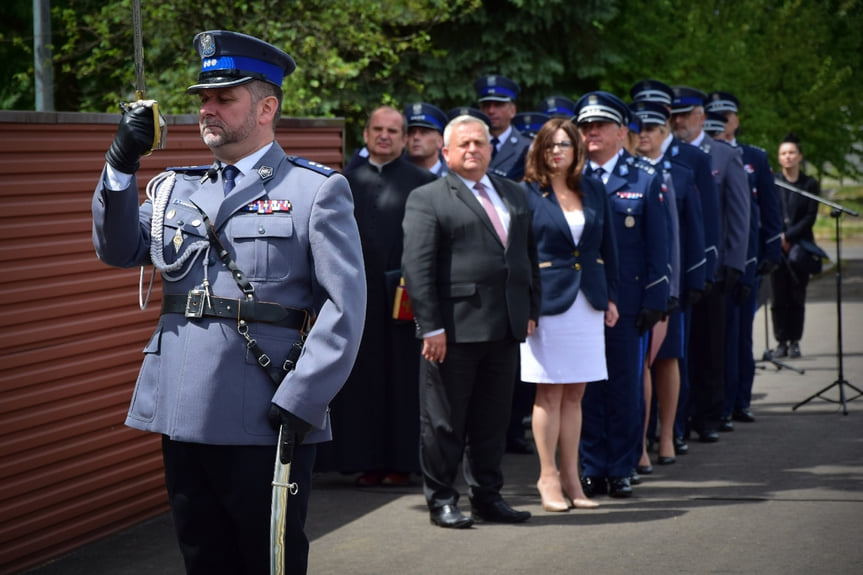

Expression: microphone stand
xmin=756 ymin=279 xmax=804 ymax=374
xmin=776 ymin=179 xmax=863 ymax=414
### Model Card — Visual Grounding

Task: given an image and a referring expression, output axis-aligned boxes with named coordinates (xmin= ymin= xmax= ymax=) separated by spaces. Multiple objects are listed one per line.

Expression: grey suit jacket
xmin=700 ymin=134 xmax=751 ymax=273
xmin=92 ymin=144 xmax=366 ymax=445
xmin=401 ymin=172 xmax=540 ymax=343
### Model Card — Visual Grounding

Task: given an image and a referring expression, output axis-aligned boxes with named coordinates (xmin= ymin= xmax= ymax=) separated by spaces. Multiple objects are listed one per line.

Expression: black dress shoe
xmin=674 ymin=436 xmax=689 ymax=455
xmin=429 ymin=505 xmax=474 ymax=529
xmin=657 ymin=455 xmax=676 ymax=465
xmin=506 ymin=436 xmax=534 ymax=454
xmin=719 ymin=417 xmax=735 ymax=432
xmin=732 ymin=409 xmax=755 ymax=423
xmin=630 ymin=470 xmax=642 ymax=485
xmin=636 ymin=464 xmax=653 ymax=475
xmin=470 ymin=499 xmax=530 ymax=523
xmin=698 ymin=429 xmax=720 ymax=443
xmin=608 ymin=477 xmax=632 ymax=498
xmin=581 ymin=475 xmax=607 ymax=497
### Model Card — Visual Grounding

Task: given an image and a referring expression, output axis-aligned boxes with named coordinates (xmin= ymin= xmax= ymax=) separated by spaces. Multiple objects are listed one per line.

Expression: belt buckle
xmin=185 ymin=288 xmax=206 ymax=319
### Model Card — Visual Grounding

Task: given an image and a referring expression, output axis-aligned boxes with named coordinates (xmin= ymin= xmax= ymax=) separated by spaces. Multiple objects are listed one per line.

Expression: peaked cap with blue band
xmin=670 ymin=86 xmax=707 ymax=113
xmin=629 ymin=100 xmax=670 ymax=126
xmin=474 ymin=74 xmax=520 ymax=103
xmin=574 ymin=91 xmax=630 ymax=126
xmin=704 ymin=91 xmax=740 ymax=114
xmin=538 ymin=96 xmax=578 ymax=118
xmin=513 ymin=112 xmax=550 ymax=137
xmin=404 ymin=102 xmax=449 ymax=134
xmin=447 ymin=106 xmax=492 ymax=127
xmin=629 ymin=79 xmax=674 ymax=106
xmin=187 ymin=30 xmax=296 ymax=93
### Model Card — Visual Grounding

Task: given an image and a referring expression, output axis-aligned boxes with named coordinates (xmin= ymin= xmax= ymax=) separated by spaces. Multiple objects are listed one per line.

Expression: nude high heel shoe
xmin=537 ymin=479 xmax=570 ymax=512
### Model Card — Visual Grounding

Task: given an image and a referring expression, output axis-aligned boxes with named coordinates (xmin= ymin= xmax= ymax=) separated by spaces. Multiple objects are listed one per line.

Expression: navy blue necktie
xmin=491 ymin=137 xmax=500 ymax=159
xmin=222 ymin=165 xmax=239 ymax=195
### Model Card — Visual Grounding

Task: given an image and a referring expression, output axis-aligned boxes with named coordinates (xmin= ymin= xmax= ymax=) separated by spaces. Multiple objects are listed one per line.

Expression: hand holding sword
xmin=106 ymin=0 xmax=165 ymax=174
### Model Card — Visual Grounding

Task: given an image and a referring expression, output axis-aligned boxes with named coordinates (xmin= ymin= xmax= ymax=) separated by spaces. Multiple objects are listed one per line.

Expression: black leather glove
xmin=268 ymin=404 xmax=313 ymax=445
xmin=635 ymin=308 xmax=665 ymax=336
xmin=686 ymin=288 xmax=704 ymax=308
xmin=721 ymin=266 xmax=741 ymax=294
xmin=733 ymin=282 xmax=753 ymax=305
xmin=105 ymin=103 xmax=156 ymax=173
xmin=757 ymin=259 xmax=779 ymax=276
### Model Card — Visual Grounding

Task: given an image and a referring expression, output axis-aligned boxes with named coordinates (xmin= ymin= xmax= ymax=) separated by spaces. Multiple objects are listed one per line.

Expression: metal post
xmin=33 ymin=0 xmax=55 ymax=111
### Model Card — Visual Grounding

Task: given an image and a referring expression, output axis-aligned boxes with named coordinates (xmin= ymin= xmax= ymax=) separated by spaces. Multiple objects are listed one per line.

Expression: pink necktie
xmin=474 ymin=181 xmax=507 ymax=245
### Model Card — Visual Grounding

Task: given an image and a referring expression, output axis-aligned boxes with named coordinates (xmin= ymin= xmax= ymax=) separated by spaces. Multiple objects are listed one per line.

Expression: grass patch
xmin=813 ymin=184 xmax=863 ymax=241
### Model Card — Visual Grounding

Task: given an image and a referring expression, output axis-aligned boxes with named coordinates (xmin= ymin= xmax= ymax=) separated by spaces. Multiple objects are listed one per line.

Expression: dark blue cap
xmin=671 ymin=86 xmax=707 ymax=113
xmin=704 ymin=91 xmax=739 ymax=114
xmin=404 ymin=102 xmax=448 ymax=134
xmin=512 ymin=112 xmax=550 ymax=137
xmin=629 ymin=79 xmax=674 ymax=105
xmin=703 ymin=110 xmax=728 ymax=134
xmin=538 ymin=96 xmax=577 ymax=118
xmin=629 ymin=100 xmax=670 ymax=126
xmin=575 ymin=91 xmax=630 ymax=126
xmin=628 ymin=115 xmax=643 ymax=134
xmin=474 ymin=74 xmax=520 ymax=103
xmin=447 ymin=106 xmax=492 ymax=127
xmin=187 ymin=30 xmax=296 ymax=93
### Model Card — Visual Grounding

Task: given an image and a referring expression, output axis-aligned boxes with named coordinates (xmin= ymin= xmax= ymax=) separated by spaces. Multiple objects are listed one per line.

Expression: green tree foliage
xmin=600 ymin=0 xmax=863 ymax=177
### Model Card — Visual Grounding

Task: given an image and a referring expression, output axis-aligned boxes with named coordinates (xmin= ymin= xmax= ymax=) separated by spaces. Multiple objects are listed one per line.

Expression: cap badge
xmin=489 ymin=76 xmax=497 ymax=86
xmin=588 ymin=95 xmax=598 ymax=105
xmin=199 ymin=33 xmax=216 ymax=57
xmin=412 ymin=103 xmax=423 ymax=115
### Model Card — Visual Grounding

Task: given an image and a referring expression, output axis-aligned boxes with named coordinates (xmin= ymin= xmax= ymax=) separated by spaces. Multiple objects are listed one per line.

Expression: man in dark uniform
xmin=474 ymin=74 xmax=533 ymax=181
xmin=576 ymin=91 xmax=669 ymax=498
xmin=631 ymin=79 xmax=720 ymax=455
xmin=512 ymin=111 xmax=550 ymax=139
xmin=538 ymin=95 xmax=578 ymax=120
xmin=671 ymin=86 xmax=750 ymax=444
xmin=705 ymin=91 xmax=783 ymax=427
xmin=92 ymin=30 xmax=366 ymax=574
xmin=315 ymin=106 xmax=436 ymax=486
xmin=404 ymin=102 xmax=449 ymax=176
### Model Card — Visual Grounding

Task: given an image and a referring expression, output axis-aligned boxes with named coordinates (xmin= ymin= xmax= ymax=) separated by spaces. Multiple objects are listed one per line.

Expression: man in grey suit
xmin=401 ymin=114 xmax=541 ymax=528
xmin=92 ymin=30 xmax=365 ymax=574
xmin=671 ymin=86 xmax=750 ymax=443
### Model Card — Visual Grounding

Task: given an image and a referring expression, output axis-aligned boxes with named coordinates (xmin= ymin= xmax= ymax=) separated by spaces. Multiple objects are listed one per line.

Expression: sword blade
xmin=132 ymin=0 xmax=145 ymax=100
xmin=270 ymin=426 xmax=296 ymax=575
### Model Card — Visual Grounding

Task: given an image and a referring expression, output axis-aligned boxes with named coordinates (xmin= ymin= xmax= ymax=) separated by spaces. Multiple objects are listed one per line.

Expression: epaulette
xmin=287 ymin=156 xmax=337 ymax=177
xmin=166 ymin=165 xmax=211 ymax=176
xmin=633 ymin=158 xmax=656 ymax=176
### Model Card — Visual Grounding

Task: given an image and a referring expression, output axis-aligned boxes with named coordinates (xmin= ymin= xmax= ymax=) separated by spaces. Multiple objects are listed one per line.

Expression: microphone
xmin=203 ymin=162 xmax=221 ymax=183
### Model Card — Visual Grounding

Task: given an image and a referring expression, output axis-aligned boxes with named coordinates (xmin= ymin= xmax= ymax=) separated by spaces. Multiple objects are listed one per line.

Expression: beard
xmin=200 ymin=111 xmax=257 ymax=149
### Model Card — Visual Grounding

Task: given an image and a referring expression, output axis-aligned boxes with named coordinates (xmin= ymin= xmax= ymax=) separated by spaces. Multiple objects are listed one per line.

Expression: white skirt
xmin=520 ymin=291 xmax=607 ymax=384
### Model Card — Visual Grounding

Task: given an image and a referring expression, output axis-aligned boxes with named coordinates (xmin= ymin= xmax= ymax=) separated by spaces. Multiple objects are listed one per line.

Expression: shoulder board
xmin=633 ymin=160 xmax=656 ymax=175
xmin=743 ymin=143 xmax=767 ymax=154
xmin=166 ymin=165 xmax=210 ymax=176
xmin=287 ymin=156 xmax=337 ymax=177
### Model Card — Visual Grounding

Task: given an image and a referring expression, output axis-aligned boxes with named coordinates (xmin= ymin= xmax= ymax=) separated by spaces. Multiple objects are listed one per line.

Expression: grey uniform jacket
xmin=699 ymin=134 xmax=750 ymax=274
xmin=92 ymin=143 xmax=366 ymax=446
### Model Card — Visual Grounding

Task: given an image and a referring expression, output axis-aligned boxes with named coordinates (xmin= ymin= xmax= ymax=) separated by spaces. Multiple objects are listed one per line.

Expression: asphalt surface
xmin=22 ymin=241 xmax=863 ymax=575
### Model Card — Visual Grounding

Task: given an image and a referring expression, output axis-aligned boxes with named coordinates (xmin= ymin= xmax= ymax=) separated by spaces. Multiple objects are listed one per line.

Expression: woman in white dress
xmin=521 ymin=118 xmax=619 ymax=511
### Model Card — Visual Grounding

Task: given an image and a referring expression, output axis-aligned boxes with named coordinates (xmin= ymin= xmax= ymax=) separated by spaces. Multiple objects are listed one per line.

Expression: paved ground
xmin=22 ymin=245 xmax=863 ymax=575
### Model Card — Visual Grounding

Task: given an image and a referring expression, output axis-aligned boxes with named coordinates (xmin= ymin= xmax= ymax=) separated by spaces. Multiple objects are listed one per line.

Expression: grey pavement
xmin=23 ymin=249 xmax=863 ymax=575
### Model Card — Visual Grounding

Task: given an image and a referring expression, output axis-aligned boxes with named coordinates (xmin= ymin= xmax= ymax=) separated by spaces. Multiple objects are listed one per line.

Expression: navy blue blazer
xmin=522 ymin=177 xmax=619 ymax=316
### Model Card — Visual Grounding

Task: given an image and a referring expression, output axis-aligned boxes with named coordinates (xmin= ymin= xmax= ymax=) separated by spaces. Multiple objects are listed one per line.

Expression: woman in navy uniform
xmin=520 ymin=118 xmax=619 ymax=511
xmin=92 ymin=31 xmax=365 ymax=574
xmin=575 ymin=92 xmax=669 ymax=499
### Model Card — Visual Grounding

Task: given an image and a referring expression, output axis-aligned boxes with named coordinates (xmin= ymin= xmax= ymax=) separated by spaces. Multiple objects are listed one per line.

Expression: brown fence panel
xmin=0 ymin=111 xmax=344 ymax=574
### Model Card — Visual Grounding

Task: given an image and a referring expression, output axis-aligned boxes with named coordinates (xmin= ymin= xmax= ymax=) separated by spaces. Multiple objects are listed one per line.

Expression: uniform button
xmin=575 ymin=263 xmax=581 ymax=271
xmin=573 ymin=250 xmax=580 ymax=257
xmin=626 ymin=208 xmax=632 ymax=213
xmin=258 ymin=225 xmax=266 ymax=234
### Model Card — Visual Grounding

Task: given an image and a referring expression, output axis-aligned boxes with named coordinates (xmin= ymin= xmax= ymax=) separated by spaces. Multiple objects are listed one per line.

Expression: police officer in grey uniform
xmin=92 ymin=30 xmax=365 ymax=574
xmin=474 ymin=74 xmax=533 ymax=181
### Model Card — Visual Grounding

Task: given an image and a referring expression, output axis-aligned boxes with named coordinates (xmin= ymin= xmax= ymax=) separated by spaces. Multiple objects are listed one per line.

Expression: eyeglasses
xmin=547 ymin=141 xmax=574 ymax=150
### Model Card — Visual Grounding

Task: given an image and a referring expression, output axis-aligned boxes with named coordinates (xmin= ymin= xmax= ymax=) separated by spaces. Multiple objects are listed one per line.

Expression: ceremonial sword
xmin=270 ymin=427 xmax=298 ymax=575
xmin=129 ymin=0 xmax=166 ymax=152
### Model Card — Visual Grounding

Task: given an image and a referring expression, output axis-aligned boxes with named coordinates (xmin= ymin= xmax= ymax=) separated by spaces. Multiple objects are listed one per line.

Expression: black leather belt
xmin=161 ymin=293 xmax=307 ymax=330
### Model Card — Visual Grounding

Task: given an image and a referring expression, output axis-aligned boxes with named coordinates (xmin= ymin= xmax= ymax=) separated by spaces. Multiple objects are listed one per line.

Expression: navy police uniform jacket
xmin=666 ymin=157 xmax=707 ymax=297
xmin=91 ymin=143 xmax=366 ymax=446
xmin=587 ymin=151 xmax=669 ymax=316
xmin=522 ymin=177 xmax=619 ymax=316
xmin=741 ymin=143 xmax=783 ymax=268
xmin=489 ymin=128 xmax=532 ymax=181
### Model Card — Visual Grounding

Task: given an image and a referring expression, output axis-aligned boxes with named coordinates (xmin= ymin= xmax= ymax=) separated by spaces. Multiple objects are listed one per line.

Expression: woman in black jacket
xmin=770 ymin=133 xmax=820 ymax=358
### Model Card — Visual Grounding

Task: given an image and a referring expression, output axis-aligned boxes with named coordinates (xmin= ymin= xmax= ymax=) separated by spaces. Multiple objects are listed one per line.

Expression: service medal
xmin=173 ymin=227 xmax=184 ymax=253
xmin=625 ymin=215 xmax=636 ymax=228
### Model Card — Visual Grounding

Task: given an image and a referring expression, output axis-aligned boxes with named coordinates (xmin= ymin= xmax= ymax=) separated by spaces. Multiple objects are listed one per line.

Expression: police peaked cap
xmin=447 ymin=106 xmax=492 ymax=128
xmin=629 ymin=79 xmax=674 ymax=106
xmin=187 ymin=30 xmax=296 ymax=93
xmin=538 ymin=96 xmax=578 ymax=118
xmin=513 ymin=112 xmax=551 ymax=136
xmin=574 ymin=91 xmax=630 ymax=126
xmin=629 ymin=100 xmax=670 ymax=126
xmin=475 ymin=75 xmax=520 ymax=103
xmin=404 ymin=102 xmax=449 ymax=134
xmin=670 ymin=86 xmax=707 ymax=113
xmin=704 ymin=91 xmax=740 ymax=114
xmin=703 ymin=110 xmax=729 ymax=134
